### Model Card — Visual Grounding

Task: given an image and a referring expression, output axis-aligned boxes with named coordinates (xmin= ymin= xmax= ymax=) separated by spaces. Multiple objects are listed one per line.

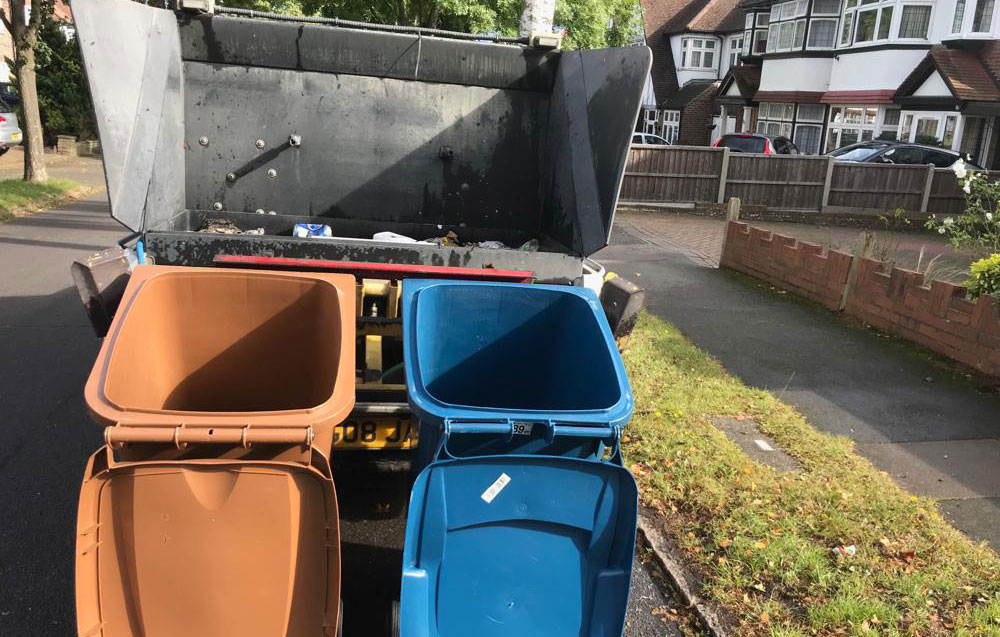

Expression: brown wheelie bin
xmin=76 ymin=265 xmax=355 ymax=637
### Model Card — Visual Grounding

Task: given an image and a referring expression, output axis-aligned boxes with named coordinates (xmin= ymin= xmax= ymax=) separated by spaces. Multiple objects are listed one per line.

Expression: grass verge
xmin=623 ymin=311 xmax=1000 ymax=636
xmin=0 ymin=178 xmax=92 ymax=222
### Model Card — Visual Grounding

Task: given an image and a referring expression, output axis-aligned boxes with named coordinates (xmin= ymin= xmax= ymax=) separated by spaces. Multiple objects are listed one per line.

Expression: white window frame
xmin=662 ymin=110 xmax=681 ymax=144
xmin=825 ymin=104 xmax=899 ymax=151
xmin=896 ymin=111 xmax=966 ymax=150
xmin=807 ymin=17 xmax=839 ymax=48
xmin=842 ymin=0 xmax=934 ymax=48
xmin=680 ymin=37 xmax=718 ymax=70
xmin=729 ymin=35 xmax=744 ymax=67
xmin=794 ymin=123 xmax=825 ymax=154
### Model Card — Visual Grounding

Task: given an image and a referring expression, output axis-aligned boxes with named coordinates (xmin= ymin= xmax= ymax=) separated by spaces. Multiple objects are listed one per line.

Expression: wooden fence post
xmin=716 ymin=146 xmax=730 ymax=203
xmin=839 ymin=231 xmax=873 ymax=311
xmin=920 ymin=164 xmax=934 ymax=212
xmin=821 ymin=155 xmax=835 ymax=211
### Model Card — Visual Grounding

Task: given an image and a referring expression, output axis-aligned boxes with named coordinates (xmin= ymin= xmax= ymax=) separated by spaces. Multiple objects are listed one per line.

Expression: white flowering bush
xmin=926 ymin=158 xmax=1000 ymax=255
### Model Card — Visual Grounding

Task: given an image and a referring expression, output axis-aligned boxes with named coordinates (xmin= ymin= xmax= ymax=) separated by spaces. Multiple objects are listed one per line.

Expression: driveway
xmin=599 ymin=211 xmax=1000 ymax=550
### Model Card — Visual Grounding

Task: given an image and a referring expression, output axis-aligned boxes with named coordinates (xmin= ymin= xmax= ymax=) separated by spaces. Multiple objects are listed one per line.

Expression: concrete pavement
xmin=598 ymin=214 xmax=1000 ymax=550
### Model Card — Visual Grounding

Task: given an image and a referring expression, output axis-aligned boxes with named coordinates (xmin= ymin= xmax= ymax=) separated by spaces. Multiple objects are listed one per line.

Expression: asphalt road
xmin=0 ymin=194 xmax=685 ymax=636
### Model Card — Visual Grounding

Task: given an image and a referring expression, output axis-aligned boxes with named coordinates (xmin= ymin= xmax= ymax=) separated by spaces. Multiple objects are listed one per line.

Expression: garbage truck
xmin=69 ymin=0 xmax=650 ymax=634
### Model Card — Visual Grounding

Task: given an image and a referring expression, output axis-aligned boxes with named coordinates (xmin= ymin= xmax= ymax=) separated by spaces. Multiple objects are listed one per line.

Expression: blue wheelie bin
xmin=401 ymin=279 xmax=634 ymax=473
xmin=399 ymin=279 xmax=638 ymax=636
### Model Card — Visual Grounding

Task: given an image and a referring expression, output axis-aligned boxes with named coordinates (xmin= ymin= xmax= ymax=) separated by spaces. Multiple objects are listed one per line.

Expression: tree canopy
xmin=219 ymin=0 xmax=640 ymax=49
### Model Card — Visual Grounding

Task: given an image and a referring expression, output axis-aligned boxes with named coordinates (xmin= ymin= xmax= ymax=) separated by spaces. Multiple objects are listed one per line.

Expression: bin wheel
xmin=386 ymin=599 xmax=400 ymax=637
xmin=337 ymin=599 xmax=344 ymax=637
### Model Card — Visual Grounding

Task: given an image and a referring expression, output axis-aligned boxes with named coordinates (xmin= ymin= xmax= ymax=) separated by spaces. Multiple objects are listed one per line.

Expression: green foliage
xmin=964 ymin=253 xmax=1000 ymax=301
xmin=222 ymin=0 xmax=639 ymax=49
xmin=926 ymin=159 xmax=1000 ymax=257
xmin=34 ymin=19 xmax=97 ymax=144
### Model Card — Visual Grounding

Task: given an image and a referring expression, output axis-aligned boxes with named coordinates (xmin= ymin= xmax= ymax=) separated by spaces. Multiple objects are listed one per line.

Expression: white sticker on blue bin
xmin=481 ymin=473 xmax=511 ymax=503
xmin=512 ymin=422 xmax=534 ymax=436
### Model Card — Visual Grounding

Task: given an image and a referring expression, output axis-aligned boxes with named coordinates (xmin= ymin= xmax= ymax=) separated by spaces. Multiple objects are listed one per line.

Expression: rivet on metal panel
xmin=255 ymin=139 xmax=265 ymax=149
xmin=289 ymin=134 xmax=302 ymax=147
xmin=226 ymin=172 xmax=236 ymax=182
xmin=198 ymin=136 xmax=209 ymax=146
xmin=267 ymin=168 xmax=278 ymax=179
xmin=213 ymin=202 xmax=223 ymax=211
xmin=255 ymin=208 xmax=265 ymax=214
xmin=268 ymin=210 xmax=277 ymax=215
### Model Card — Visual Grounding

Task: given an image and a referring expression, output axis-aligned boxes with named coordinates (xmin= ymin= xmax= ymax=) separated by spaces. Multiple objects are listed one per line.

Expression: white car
xmin=632 ymin=132 xmax=670 ymax=146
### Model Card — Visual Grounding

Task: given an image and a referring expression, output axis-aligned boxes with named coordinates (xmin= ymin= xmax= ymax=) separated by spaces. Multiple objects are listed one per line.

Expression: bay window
xmin=826 ymin=105 xmax=880 ymax=150
xmin=766 ymin=0 xmax=809 ymax=52
xmin=843 ymin=0 xmax=932 ymax=46
xmin=953 ymin=0 xmax=966 ymax=31
xmin=681 ymin=38 xmax=717 ymax=69
xmin=794 ymin=104 xmax=827 ymax=154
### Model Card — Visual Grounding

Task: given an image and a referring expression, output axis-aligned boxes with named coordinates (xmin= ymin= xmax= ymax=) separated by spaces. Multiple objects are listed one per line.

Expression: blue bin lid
xmin=401 ymin=279 xmax=633 ymax=428
xmin=401 ymin=454 xmax=637 ymax=636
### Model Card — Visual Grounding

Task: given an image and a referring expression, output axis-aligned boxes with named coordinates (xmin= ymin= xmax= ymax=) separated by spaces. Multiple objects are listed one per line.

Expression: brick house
xmin=713 ymin=0 xmax=1000 ymax=165
xmin=639 ymin=0 xmax=747 ymax=144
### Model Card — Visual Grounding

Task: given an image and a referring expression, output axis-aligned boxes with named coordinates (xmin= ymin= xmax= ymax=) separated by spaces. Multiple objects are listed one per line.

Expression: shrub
xmin=964 ymin=253 xmax=1000 ymax=301
xmin=926 ymin=158 xmax=1000 ymax=257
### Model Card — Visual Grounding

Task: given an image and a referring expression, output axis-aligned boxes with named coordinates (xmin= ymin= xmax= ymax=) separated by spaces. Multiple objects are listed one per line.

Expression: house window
xmin=899 ymin=5 xmax=932 ymax=38
xmin=943 ymin=115 xmax=958 ymax=147
xmin=729 ymin=36 xmax=744 ymax=67
xmin=808 ymin=18 xmax=838 ymax=46
xmin=754 ymin=28 xmax=769 ymax=52
xmin=795 ymin=125 xmax=824 ymax=154
xmin=953 ymin=0 xmax=966 ymax=31
xmin=826 ymin=105 xmax=882 ymax=150
xmin=914 ymin=117 xmax=940 ymax=144
xmin=972 ymin=0 xmax=995 ymax=30
xmin=880 ymin=108 xmax=901 ymax=140
xmin=681 ymin=38 xmax=717 ymax=69
xmin=840 ymin=8 xmax=855 ymax=44
xmin=813 ymin=0 xmax=841 ymax=13
xmin=797 ymin=104 xmax=826 ymax=122
xmin=766 ymin=0 xmax=812 ymax=52
xmin=756 ymin=102 xmax=795 ymax=138
xmin=900 ymin=113 xmax=913 ymax=141
xmin=662 ymin=110 xmax=681 ymax=144
xmin=855 ymin=6 xmax=879 ymax=41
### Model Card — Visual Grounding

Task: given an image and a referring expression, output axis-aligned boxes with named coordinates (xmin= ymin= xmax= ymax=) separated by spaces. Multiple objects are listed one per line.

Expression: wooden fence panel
xmin=724 ymin=155 xmax=828 ymax=211
xmin=620 ymin=145 xmax=723 ymax=203
xmin=927 ymin=169 xmax=1000 ymax=216
xmin=827 ymin=163 xmax=927 ymax=212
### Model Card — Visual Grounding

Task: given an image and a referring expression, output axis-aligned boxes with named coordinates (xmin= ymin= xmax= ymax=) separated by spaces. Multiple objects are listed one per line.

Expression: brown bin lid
xmin=76 ymin=449 xmax=340 ymax=637
xmin=85 ymin=265 xmax=355 ymax=434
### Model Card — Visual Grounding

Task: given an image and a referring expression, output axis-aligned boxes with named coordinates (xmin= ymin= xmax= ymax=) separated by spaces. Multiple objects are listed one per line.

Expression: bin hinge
xmin=105 ymin=424 xmax=315 ymax=449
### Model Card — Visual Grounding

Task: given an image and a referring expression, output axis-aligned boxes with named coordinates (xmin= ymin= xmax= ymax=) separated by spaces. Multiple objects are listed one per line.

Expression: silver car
xmin=0 ymin=98 xmax=23 ymax=156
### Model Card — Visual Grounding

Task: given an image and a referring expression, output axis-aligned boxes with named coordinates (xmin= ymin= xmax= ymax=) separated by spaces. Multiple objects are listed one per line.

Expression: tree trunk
xmin=15 ymin=43 xmax=46 ymax=182
xmin=10 ymin=0 xmax=48 ymax=182
xmin=519 ymin=0 xmax=556 ymax=38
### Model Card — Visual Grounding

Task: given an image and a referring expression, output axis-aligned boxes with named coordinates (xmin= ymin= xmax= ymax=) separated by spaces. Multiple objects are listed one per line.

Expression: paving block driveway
xmin=602 ymin=210 xmax=1000 ymax=551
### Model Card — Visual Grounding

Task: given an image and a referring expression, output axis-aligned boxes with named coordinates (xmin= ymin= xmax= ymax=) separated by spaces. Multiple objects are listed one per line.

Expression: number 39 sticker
xmin=511 ymin=422 xmax=534 ymax=436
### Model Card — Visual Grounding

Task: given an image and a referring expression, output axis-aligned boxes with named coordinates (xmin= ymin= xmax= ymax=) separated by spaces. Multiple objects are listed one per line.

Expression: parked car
xmin=827 ymin=141 xmax=978 ymax=168
xmin=713 ymin=133 xmax=799 ymax=155
xmin=632 ymin=132 xmax=671 ymax=145
xmin=0 ymin=98 xmax=22 ymax=156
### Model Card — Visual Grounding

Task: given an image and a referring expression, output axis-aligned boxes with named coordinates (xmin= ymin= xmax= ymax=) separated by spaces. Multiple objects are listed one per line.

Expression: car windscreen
xmin=830 ymin=144 xmax=888 ymax=161
xmin=720 ymin=136 xmax=766 ymax=153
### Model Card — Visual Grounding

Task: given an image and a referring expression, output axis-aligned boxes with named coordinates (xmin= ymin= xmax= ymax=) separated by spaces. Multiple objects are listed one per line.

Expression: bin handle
xmin=438 ymin=419 xmax=621 ymax=460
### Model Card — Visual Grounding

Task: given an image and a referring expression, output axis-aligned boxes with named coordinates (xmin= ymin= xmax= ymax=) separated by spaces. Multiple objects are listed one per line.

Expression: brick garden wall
xmin=721 ymin=221 xmax=1000 ymax=377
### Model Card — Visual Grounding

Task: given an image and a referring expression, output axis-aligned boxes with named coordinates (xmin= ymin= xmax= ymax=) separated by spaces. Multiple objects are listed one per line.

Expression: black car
xmin=714 ymin=133 xmax=799 ymax=155
xmin=828 ymin=141 xmax=978 ymax=168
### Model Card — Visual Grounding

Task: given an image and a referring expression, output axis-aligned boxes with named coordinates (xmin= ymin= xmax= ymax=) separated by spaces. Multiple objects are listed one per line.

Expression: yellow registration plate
xmin=10 ymin=133 xmax=19 ymax=141
xmin=332 ymin=416 xmax=416 ymax=449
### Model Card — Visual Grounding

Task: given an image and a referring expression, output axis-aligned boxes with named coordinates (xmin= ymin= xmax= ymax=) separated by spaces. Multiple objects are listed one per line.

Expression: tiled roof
xmin=689 ymin=0 xmax=747 ymax=32
xmin=642 ymin=0 xmax=713 ymax=36
xmin=729 ymin=64 xmax=761 ymax=96
xmin=663 ymin=79 xmax=719 ymax=108
xmin=898 ymin=44 xmax=1000 ymax=102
